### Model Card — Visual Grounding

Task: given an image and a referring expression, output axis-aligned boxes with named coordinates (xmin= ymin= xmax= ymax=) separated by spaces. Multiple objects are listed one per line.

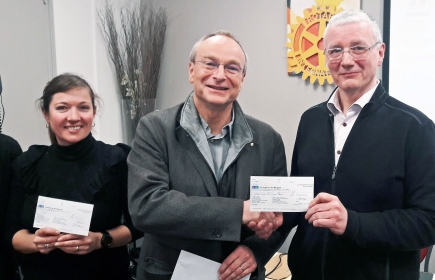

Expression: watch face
xmin=101 ymin=232 xmax=113 ymax=248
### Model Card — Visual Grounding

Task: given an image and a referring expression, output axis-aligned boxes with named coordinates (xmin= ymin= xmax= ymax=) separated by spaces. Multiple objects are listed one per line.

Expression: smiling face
xmin=325 ymin=21 xmax=385 ymax=98
xmin=189 ymin=35 xmax=246 ymax=112
xmin=43 ymin=87 xmax=96 ymax=146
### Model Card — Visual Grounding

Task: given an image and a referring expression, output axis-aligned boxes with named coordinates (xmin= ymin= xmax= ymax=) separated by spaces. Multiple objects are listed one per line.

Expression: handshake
xmin=242 ymin=200 xmax=283 ymax=239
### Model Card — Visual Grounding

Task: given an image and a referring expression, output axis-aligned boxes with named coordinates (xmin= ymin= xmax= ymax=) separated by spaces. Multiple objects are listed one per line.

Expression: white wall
xmin=0 ymin=0 xmax=54 ymax=150
xmin=51 ymin=0 xmax=111 ymax=142
xmin=389 ymin=1 xmax=435 ymax=122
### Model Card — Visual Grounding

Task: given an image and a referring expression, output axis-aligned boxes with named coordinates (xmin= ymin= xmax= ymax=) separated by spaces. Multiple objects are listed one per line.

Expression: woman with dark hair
xmin=6 ymin=73 xmax=142 ymax=280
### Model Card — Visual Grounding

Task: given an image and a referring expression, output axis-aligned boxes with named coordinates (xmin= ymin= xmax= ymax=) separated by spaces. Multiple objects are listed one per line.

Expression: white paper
xmin=33 ymin=196 xmax=94 ymax=236
xmin=250 ymin=176 xmax=314 ymax=212
xmin=171 ymin=250 xmax=251 ymax=280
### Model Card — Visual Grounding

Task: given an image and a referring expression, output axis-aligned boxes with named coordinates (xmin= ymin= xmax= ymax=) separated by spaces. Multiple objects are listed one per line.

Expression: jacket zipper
xmin=320 ymin=165 xmax=337 ymax=280
xmin=322 ymin=114 xmax=336 ymax=280
xmin=324 ymin=115 xmax=390 ymax=280
xmin=331 ymin=166 xmax=337 ymax=180
xmin=385 ymin=254 xmax=390 ymax=280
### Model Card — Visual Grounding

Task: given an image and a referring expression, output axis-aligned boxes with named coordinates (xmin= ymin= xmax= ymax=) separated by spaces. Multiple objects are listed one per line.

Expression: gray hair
xmin=189 ymin=30 xmax=248 ymax=74
xmin=324 ymin=10 xmax=382 ymax=44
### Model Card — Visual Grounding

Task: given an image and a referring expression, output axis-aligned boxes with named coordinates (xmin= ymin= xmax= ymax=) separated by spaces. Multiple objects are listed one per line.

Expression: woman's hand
xmin=33 ymin=227 xmax=61 ymax=254
xmin=54 ymin=231 xmax=102 ymax=255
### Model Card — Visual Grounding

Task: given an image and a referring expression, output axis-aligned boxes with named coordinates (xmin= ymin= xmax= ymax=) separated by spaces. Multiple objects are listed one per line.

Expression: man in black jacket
xmin=253 ymin=9 xmax=435 ymax=280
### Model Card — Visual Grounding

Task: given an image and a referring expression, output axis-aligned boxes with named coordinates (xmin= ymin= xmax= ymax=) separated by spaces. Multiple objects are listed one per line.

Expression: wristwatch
xmin=100 ymin=231 xmax=113 ymax=248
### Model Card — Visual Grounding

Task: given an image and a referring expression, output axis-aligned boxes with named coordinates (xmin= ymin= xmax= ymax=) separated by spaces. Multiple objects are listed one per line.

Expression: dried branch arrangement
xmin=99 ymin=0 xmax=167 ymax=143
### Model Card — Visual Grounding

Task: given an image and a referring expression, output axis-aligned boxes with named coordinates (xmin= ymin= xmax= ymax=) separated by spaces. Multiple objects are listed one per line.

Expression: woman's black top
xmin=6 ymin=134 xmax=142 ymax=280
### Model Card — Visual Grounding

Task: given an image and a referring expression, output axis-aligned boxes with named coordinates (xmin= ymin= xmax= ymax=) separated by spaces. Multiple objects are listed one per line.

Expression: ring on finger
xmin=76 ymin=246 xmax=79 ymax=251
xmin=44 ymin=244 xmax=49 ymax=249
xmin=240 ymin=265 xmax=245 ymax=271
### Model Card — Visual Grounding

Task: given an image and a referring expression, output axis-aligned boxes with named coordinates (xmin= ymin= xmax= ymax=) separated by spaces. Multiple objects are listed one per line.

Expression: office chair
xmin=421 ymin=245 xmax=433 ymax=273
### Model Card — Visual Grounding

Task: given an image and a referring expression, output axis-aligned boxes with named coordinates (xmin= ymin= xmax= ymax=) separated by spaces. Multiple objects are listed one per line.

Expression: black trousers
xmin=136 ymin=267 xmax=172 ymax=280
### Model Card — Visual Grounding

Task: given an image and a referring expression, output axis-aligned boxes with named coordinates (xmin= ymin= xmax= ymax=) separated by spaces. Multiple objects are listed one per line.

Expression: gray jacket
xmin=128 ymin=99 xmax=289 ymax=279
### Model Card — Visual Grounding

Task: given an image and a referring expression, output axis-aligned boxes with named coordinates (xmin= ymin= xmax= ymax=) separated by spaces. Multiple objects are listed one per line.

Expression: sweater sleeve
xmin=4 ymin=170 xmax=26 ymax=246
xmin=342 ymin=120 xmax=435 ymax=250
xmin=113 ymin=148 xmax=143 ymax=242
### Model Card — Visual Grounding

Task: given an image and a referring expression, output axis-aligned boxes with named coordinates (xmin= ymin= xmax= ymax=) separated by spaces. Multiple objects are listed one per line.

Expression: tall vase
xmin=137 ymin=98 xmax=156 ymax=118
xmin=121 ymin=98 xmax=156 ymax=145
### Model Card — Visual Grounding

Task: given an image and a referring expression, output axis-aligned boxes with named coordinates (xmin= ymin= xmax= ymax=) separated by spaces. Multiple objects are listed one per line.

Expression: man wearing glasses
xmin=128 ymin=31 xmax=289 ymax=280
xmin=253 ymin=10 xmax=435 ymax=280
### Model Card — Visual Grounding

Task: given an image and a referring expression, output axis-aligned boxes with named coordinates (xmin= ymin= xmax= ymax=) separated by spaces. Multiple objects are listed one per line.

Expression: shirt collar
xmin=199 ymin=108 xmax=234 ymax=140
xmin=327 ymin=80 xmax=379 ymax=116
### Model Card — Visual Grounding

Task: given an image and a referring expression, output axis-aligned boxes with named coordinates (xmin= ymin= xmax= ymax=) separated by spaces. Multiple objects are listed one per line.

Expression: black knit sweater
xmin=285 ymin=84 xmax=435 ymax=280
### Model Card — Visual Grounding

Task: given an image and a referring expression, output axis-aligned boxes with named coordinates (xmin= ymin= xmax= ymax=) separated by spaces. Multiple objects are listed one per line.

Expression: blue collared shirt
xmin=199 ymin=113 xmax=234 ymax=184
xmin=179 ymin=92 xmax=253 ymax=187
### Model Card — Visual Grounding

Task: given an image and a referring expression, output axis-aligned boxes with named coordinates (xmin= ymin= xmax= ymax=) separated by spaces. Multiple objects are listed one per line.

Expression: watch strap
xmin=100 ymin=231 xmax=113 ymax=248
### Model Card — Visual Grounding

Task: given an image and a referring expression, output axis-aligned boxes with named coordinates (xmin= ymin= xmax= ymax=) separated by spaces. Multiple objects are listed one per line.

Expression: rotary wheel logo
xmin=287 ymin=5 xmax=343 ymax=85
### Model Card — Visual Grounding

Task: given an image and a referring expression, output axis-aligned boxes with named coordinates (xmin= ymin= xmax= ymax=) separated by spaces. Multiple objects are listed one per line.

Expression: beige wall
xmin=153 ymin=0 xmax=384 ymax=164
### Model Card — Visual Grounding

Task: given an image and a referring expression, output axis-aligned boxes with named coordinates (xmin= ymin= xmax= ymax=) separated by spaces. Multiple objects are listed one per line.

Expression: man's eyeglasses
xmin=195 ymin=60 xmax=244 ymax=75
xmin=324 ymin=42 xmax=381 ymax=62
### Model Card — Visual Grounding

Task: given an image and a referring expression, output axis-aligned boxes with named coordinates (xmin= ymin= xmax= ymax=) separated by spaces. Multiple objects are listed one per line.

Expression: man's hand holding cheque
xmin=247 ymin=176 xmax=314 ymax=239
xmin=242 ymin=200 xmax=283 ymax=239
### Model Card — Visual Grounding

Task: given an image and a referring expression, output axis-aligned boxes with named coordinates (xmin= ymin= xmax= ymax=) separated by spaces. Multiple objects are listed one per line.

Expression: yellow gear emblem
xmin=287 ymin=5 xmax=343 ymax=85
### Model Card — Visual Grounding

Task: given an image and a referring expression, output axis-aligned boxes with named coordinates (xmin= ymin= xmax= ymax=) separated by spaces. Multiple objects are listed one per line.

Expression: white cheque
xmin=33 ymin=196 xmax=94 ymax=236
xmin=250 ymin=176 xmax=314 ymax=212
